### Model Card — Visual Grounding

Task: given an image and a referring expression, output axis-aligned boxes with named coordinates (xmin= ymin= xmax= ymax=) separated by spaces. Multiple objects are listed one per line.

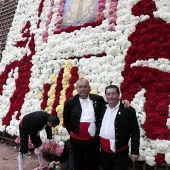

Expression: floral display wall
xmin=0 ymin=0 xmax=170 ymax=166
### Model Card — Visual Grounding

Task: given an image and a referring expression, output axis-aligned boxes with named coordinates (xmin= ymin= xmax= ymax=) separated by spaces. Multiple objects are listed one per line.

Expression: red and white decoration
xmin=0 ymin=0 xmax=170 ymax=165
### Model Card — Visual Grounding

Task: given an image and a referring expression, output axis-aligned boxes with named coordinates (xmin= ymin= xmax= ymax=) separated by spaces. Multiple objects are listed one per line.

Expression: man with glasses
xmin=63 ymin=78 xmax=130 ymax=170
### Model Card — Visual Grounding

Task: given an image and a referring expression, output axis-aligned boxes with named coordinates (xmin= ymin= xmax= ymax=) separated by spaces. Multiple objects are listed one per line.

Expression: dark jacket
xmin=63 ymin=94 xmax=106 ymax=135
xmin=21 ymin=111 xmax=52 ymax=148
xmin=96 ymin=103 xmax=140 ymax=155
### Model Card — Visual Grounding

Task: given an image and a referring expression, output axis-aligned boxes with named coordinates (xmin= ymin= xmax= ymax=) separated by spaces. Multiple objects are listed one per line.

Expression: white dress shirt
xmin=79 ymin=97 xmax=95 ymax=123
xmin=79 ymin=97 xmax=96 ymax=136
xmin=99 ymin=102 xmax=120 ymax=152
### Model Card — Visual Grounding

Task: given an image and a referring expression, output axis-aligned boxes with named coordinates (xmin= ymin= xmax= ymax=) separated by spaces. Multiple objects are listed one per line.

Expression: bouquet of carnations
xmin=34 ymin=161 xmax=64 ymax=170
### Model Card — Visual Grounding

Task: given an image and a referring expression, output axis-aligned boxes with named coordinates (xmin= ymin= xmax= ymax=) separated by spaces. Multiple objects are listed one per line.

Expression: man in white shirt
xmin=97 ymin=85 xmax=140 ymax=170
xmin=64 ymin=79 xmax=130 ymax=170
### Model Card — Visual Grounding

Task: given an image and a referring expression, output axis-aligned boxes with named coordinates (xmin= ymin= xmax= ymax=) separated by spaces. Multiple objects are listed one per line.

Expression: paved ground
xmin=0 ymin=139 xmax=38 ymax=170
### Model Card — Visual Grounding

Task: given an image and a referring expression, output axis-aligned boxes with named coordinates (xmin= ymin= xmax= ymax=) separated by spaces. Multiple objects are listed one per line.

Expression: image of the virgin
xmin=61 ymin=0 xmax=98 ymax=28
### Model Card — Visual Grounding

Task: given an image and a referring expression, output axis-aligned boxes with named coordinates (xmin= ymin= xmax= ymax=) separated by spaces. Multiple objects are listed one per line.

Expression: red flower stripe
xmin=2 ymin=21 xmax=34 ymax=125
xmin=50 ymin=68 xmax=64 ymax=115
xmin=68 ymin=52 xmax=106 ymax=60
xmin=41 ymin=83 xmax=51 ymax=109
xmin=37 ymin=0 xmax=45 ymax=28
xmin=65 ymin=66 xmax=79 ymax=100
xmin=38 ymin=0 xmax=45 ymax=17
xmin=54 ymin=20 xmax=103 ymax=34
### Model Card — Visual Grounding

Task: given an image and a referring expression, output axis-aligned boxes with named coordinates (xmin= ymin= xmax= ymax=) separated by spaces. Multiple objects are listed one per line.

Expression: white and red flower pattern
xmin=0 ymin=0 xmax=170 ymax=165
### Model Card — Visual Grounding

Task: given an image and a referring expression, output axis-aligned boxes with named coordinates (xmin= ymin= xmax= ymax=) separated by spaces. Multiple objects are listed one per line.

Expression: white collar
xmin=106 ymin=101 xmax=120 ymax=110
xmin=79 ymin=96 xmax=90 ymax=103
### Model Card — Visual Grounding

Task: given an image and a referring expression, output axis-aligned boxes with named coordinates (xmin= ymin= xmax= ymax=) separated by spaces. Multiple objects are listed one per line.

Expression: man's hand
xmin=131 ymin=154 xmax=139 ymax=162
xmin=34 ymin=145 xmax=43 ymax=155
xmin=34 ymin=148 xmax=41 ymax=155
xmin=122 ymin=100 xmax=131 ymax=108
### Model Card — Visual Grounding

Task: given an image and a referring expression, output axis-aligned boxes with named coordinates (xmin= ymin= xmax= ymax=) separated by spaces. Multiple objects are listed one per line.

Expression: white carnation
xmin=145 ymin=156 xmax=156 ymax=166
xmin=156 ymin=143 xmax=169 ymax=153
xmin=165 ymin=152 xmax=170 ymax=164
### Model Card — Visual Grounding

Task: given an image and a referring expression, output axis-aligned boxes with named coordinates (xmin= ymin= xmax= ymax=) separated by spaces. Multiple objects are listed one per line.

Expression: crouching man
xmin=18 ymin=111 xmax=60 ymax=170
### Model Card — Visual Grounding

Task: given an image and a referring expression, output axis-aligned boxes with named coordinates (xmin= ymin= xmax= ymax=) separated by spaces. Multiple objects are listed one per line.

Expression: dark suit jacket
xmin=63 ymin=94 xmax=106 ymax=135
xmin=96 ymin=103 xmax=140 ymax=155
xmin=21 ymin=111 xmax=52 ymax=148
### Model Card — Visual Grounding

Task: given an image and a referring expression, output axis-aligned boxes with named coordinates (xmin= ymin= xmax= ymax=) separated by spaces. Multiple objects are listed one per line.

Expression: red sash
xmin=100 ymin=136 xmax=128 ymax=154
xmin=70 ymin=122 xmax=95 ymax=140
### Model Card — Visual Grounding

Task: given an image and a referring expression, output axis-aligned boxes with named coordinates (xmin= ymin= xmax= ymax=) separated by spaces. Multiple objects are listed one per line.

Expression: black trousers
xmin=19 ymin=125 xmax=41 ymax=154
xmin=101 ymin=148 xmax=129 ymax=170
xmin=70 ymin=137 xmax=100 ymax=170
xmin=19 ymin=125 xmax=29 ymax=154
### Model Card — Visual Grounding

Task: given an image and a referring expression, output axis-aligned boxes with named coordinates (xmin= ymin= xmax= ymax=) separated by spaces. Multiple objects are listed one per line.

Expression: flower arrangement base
xmin=38 ymin=167 xmax=63 ymax=170
xmin=43 ymin=151 xmax=61 ymax=162
xmin=34 ymin=162 xmax=64 ymax=170
xmin=34 ymin=167 xmax=63 ymax=170
xmin=49 ymin=165 xmax=64 ymax=170
xmin=0 ymin=132 xmax=17 ymax=143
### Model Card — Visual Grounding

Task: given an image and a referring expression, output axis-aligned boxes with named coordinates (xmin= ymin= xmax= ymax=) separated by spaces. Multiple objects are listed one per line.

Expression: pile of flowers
xmin=34 ymin=161 xmax=63 ymax=170
xmin=0 ymin=0 xmax=170 ymax=166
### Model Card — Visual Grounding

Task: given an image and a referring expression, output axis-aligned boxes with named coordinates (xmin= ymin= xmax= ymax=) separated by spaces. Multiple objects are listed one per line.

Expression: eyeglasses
xmin=77 ymin=85 xmax=89 ymax=89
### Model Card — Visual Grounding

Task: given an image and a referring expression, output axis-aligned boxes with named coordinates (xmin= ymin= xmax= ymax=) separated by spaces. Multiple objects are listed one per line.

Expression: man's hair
xmin=105 ymin=85 xmax=120 ymax=94
xmin=48 ymin=115 xmax=60 ymax=127
xmin=76 ymin=78 xmax=89 ymax=86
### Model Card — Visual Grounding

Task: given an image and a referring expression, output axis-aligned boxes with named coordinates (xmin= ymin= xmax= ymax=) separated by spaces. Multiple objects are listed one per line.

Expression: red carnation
xmin=156 ymin=102 xmax=168 ymax=116
xmin=155 ymin=153 xmax=165 ymax=164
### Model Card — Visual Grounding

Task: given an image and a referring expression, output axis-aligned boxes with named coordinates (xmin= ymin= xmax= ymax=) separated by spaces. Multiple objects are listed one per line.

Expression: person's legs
xmin=18 ymin=152 xmax=26 ymax=170
xmin=37 ymin=144 xmax=44 ymax=164
xmin=101 ymin=149 xmax=128 ymax=170
xmin=64 ymin=139 xmax=74 ymax=170
xmin=113 ymin=150 xmax=128 ymax=170
xmin=30 ymin=135 xmax=44 ymax=165
xmin=70 ymin=137 xmax=85 ymax=170
xmin=18 ymin=126 xmax=28 ymax=170
xmin=86 ymin=139 xmax=100 ymax=170
xmin=100 ymin=148 xmax=114 ymax=170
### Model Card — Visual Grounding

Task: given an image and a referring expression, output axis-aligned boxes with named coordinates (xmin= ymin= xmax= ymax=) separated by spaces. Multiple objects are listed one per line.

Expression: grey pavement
xmin=0 ymin=140 xmax=38 ymax=170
